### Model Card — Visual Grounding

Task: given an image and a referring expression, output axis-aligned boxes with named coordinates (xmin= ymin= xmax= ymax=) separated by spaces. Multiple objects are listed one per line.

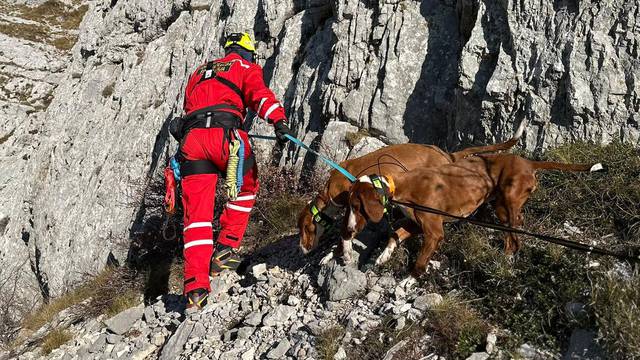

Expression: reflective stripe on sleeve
xmin=184 ymin=239 xmax=214 ymax=249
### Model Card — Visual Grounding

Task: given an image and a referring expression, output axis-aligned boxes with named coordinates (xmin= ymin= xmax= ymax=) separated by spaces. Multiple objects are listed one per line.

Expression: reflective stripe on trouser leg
xmin=181 ymin=172 xmax=218 ymax=294
xmin=217 ymin=155 xmax=259 ymax=248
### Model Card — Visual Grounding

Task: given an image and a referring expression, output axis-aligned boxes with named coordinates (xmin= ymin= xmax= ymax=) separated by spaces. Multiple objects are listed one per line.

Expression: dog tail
xmin=451 ymin=121 xmax=526 ymax=160
xmin=532 ymin=161 xmax=607 ymax=173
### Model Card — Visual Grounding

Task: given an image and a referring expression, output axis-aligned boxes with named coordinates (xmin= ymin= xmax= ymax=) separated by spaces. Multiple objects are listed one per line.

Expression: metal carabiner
xmin=162 ymin=216 xmax=177 ymax=241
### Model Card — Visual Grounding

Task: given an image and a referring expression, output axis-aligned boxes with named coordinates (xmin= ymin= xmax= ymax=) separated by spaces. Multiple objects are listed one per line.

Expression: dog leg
xmin=412 ymin=216 xmax=444 ymax=278
xmin=342 ymin=238 xmax=354 ymax=264
xmin=320 ymin=249 xmax=335 ymax=265
xmin=499 ymin=192 xmax=527 ymax=255
xmin=375 ymin=238 xmax=397 ymax=265
xmin=495 ymin=202 xmax=517 ymax=255
xmin=508 ymin=208 xmax=524 ymax=253
xmin=376 ymin=220 xmax=419 ymax=266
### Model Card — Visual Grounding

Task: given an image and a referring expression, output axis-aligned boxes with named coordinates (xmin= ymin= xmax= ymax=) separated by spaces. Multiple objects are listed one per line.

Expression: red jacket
xmin=183 ymin=53 xmax=286 ymax=124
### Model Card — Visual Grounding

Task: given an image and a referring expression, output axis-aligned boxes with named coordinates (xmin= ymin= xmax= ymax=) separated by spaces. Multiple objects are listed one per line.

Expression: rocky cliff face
xmin=1 ymin=0 xmax=638 ymax=318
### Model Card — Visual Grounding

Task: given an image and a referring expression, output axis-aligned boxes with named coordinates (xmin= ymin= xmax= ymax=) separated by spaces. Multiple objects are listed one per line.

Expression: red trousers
xmin=180 ymin=128 xmax=258 ymax=294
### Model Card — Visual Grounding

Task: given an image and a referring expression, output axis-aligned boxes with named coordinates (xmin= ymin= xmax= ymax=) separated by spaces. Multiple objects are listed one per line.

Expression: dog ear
xmin=359 ymin=187 xmax=385 ymax=223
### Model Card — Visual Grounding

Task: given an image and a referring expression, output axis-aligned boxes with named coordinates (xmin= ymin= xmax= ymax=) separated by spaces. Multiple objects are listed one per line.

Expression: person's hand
xmin=274 ymin=120 xmax=292 ymax=145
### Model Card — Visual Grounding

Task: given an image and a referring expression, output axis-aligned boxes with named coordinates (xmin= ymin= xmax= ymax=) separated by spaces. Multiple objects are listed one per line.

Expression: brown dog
xmin=298 ymin=127 xmax=526 ymax=254
xmin=341 ymin=153 xmax=605 ymax=276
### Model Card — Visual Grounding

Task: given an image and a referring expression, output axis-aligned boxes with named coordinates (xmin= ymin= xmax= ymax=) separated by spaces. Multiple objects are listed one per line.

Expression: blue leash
xmin=248 ymin=134 xmax=357 ymax=183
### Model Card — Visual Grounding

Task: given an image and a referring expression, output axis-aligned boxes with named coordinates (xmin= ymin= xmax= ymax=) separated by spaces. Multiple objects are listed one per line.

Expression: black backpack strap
xmin=196 ymin=61 xmax=246 ymax=105
xmin=214 ymin=76 xmax=245 ymax=104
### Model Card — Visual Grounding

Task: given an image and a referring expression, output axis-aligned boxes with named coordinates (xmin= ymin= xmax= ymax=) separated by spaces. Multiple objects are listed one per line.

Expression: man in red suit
xmin=178 ymin=32 xmax=291 ymax=309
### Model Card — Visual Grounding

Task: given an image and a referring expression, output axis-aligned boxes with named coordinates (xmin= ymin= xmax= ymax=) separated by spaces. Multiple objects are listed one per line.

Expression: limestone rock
xmin=466 ymin=352 xmax=490 ymax=360
xmin=318 ymin=260 xmax=366 ymax=301
xmin=263 ymin=305 xmax=296 ymax=327
xmin=413 ymin=293 xmax=443 ymax=311
xmin=266 ymin=339 xmax=291 ymax=359
xmin=104 ymin=305 xmax=144 ymax=335
xmin=159 ymin=320 xmax=194 ymax=360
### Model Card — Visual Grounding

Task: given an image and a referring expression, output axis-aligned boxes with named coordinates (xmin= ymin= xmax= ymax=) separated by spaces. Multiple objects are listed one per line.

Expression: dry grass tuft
xmin=317 ymin=326 xmax=346 ymax=360
xmin=427 ymin=295 xmax=489 ymax=358
xmin=592 ymin=272 xmax=640 ymax=358
xmin=345 ymin=129 xmax=371 ymax=148
xmin=22 ymin=267 xmax=142 ymax=333
xmin=81 ymin=267 xmax=141 ymax=318
xmin=245 ymin=165 xmax=315 ymax=250
xmin=21 ymin=274 xmax=100 ymax=333
xmin=104 ymin=290 xmax=141 ymax=319
xmin=346 ymin=316 xmax=419 ymax=360
xmin=40 ymin=328 xmax=72 ymax=355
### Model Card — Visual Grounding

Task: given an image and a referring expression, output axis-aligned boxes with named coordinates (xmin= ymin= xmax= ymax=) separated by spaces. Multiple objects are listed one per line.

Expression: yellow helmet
xmin=224 ymin=32 xmax=255 ymax=52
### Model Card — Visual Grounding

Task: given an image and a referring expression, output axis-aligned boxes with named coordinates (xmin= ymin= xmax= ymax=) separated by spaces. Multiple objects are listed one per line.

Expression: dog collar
xmin=384 ymin=175 xmax=395 ymax=195
xmin=310 ymin=202 xmax=334 ymax=228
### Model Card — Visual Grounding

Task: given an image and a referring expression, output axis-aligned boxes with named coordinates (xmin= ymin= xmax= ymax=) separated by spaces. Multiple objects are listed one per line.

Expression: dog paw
xmin=320 ymin=251 xmax=334 ymax=265
xmin=375 ymin=248 xmax=393 ymax=265
xmin=342 ymin=251 xmax=354 ymax=265
xmin=410 ymin=265 xmax=426 ymax=278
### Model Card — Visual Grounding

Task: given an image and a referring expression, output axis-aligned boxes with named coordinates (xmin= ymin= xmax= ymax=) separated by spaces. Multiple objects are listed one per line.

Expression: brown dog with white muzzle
xmin=341 ymin=153 xmax=605 ymax=276
xmin=298 ymin=124 xmax=527 ymax=254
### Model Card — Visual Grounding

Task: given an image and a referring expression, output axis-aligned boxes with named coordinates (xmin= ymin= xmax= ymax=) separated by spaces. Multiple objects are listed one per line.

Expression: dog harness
xmin=369 ymin=174 xmax=394 ymax=211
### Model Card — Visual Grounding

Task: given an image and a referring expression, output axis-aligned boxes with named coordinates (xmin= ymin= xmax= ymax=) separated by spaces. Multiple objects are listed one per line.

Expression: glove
xmin=274 ymin=120 xmax=292 ymax=145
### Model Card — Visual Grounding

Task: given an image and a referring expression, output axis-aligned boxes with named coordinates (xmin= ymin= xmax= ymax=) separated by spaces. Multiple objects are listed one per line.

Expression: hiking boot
xmin=210 ymin=244 xmax=242 ymax=277
xmin=186 ymin=288 xmax=209 ymax=310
